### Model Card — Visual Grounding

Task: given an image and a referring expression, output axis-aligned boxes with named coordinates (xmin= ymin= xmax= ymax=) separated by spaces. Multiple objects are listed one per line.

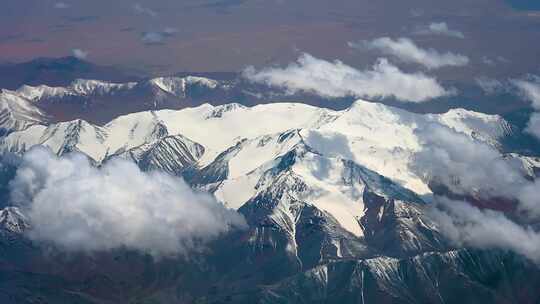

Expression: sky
xmin=0 ymin=0 xmax=539 ymax=79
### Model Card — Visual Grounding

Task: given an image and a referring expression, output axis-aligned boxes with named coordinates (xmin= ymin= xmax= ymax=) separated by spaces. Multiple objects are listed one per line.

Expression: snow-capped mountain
xmin=1 ymin=99 xmax=509 ymax=194
xmin=0 ymin=207 xmax=29 ymax=235
xmin=0 ymin=100 xmax=513 ymax=244
xmin=0 ymin=89 xmax=48 ymax=135
xmin=1 ymin=98 xmax=536 ymax=304
xmin=0 ymin=75 xmax=241 ymax=133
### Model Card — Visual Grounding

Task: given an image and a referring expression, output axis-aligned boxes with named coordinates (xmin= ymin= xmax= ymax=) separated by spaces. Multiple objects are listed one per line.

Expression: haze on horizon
xmin=0 ymin=0 xmax=539 ymax=80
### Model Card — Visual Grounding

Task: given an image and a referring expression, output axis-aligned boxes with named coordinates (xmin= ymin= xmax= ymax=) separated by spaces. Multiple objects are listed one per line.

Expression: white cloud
xmin=475 ymin=77 xmax=507 ymax=95
xmin=482 ymin=56 xmax=509 ymax=66
xmin=416 ymin=22 xmax=465 ymax=39
xmin=411 ymin=123 xmax=540 ymax=219
xmin=512 ymin=77 xmax=540 ymax=139
xmin=243 ymin=53 xmax=451 ymax=103
xmin=54 ymin=2 xmax=70 ymax=9
xmin=9 ymin=147 xmax=246 ymax=257
xmin=141 ymin=32 xmax=165 ymax=45
xmin=512 ymin=77 xmax=540 ymax=109
xmin=474 ymin=76 xmax=540 ymax=140
xmin=71 ymin=48 xmax=88 ymax=60
xmin=140 ymin=28 xmax=178 ymax=45
xmin=411 ymin=123 xmax=525 ymax=199
xmin=412 ymin=122 xmax=540 ymax=262
xmin=526 ymin=113 xmax=540 ymax=139
xmin=163 ymin=27 xmax=179 ymax=36
xmin=355 ymin=37 xmax=469 ymax=69
xmin=134 ymin=3 xmax=157 ymax=17
xmin=430 ymin=197 xmax=540 ymax=263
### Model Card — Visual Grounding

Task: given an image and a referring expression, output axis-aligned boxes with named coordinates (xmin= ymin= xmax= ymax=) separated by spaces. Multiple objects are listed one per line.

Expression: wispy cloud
xmin=9 ymin=147 xmax=246 ymax=257
xmin=351 ymin=37 xmax=469 ymax=69
xmin=481 ymin=56 xmax=509 ymax=66
xmin=415 ymin=22 xmax=465 ymax=39
xmin=140 ymin=28 xmax=178 ymax=45
xmin=134 ymin=3 xmax=157 ymax=17
xmin=54 ymin=2 xmax=70 ymax=9
xmin=475 ymin=77 xmax=506 ymax=95
xmin=141 ymin=32 xmax=166 ymax=45
xmin=243 ymin=53 xmax=451 ymax=103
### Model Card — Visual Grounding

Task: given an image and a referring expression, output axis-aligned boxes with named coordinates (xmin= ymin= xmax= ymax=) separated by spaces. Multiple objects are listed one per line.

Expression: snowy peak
xmin=0 ymin=90 xmax=47 ymax=134
xmin=14 ymin=79 xmax=136 ymax=100
xmin=38 ymin=119 xmax=108 ymax=159
xmin=0 ymin=207 xmax=30 ymax=234
xmin=147 ymin=76 xmax=220 ymax=97
xmin=147 ymin=77 xmax=187 ymax=97
xmin=70 ymin=79 xmax=136 ymax=95
xmin=109 ymin=134 xmax=205 ymax=175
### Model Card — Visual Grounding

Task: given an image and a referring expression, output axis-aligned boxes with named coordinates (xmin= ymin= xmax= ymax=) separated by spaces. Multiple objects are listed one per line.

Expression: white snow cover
xmin=11 ymin=76 xmax=220 ymax=102
xmin=0 ymin=90 xmax=47 ymax=133
xmin=14 ymin=79 xmax=137 ymax=101
xmin=1 ymin=100 xmax=508 ymax=196
xmin=0 ymin=99 xmax=511 ymax=237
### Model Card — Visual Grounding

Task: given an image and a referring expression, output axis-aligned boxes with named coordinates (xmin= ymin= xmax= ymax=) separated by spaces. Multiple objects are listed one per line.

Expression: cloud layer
xmin=356 ymin=37 xmax=469 ymax=69
xmin=10 ymin=147 xmax=246 ymax=257
xmin=243 ymin=53 xmax=451 ymax=103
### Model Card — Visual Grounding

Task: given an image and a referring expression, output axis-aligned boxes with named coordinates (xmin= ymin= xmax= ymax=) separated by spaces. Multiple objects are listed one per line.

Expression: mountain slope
xmin=260 ymin=249 xmax=540 ymax=304
xmin=0 ymin=90 xmax=47 ymax=135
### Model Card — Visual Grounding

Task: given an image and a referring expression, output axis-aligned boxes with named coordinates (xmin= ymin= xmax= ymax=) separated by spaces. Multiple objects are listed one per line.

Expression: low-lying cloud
xmin=411 ymin=123 xmax=540 ymax=218
xmin=513 ymin=77 xmax=540 ymax=109
xmin=477 ymin=75 xmax=540 ymax=139
xmin=354 ymin=37 xmax=469 ymax=69
xmin=71 ymin=48 xmax=88 ymax=60
xmin=243 ymin=53 xmax=451 ymax=103
xmin=10 ymin=147 xmax=246 ymax=257
xmin=415 ymin=22 xmax=465 ymax=39
xmin=411 ymin=123 xmax=525 ymax=197
xmin=410 ymin=124 xmax=540 ymax=262
xmin=430 ymin=197 xmax=540 ymax=263
xmin=516 ymin=77 xmax=540 ymax=139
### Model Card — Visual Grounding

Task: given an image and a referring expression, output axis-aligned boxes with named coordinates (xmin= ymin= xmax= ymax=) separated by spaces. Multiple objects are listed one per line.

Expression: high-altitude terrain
xmin=0 ymin=75 xmax=539 ymax=303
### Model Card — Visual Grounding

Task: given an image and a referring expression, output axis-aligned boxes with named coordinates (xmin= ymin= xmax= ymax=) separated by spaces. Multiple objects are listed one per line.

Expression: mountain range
xmin=0 ymin=75 xmax=540 ymax=303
